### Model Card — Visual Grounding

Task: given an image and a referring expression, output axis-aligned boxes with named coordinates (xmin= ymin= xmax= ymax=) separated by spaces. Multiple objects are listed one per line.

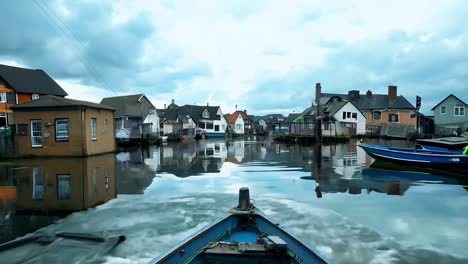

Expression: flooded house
xmin=159 ymin=100 xmax=227 ymax=138
xmin=100 ymin=94 xmax=160 ymax=143
xmin=11 ymin=96 xmax=115 ymax=157
xmin=318 ymin=84 xmax=417 ymax=138
xmin=431 ymin=94 xmax=468 ymax=136
xmin=0 ymin=64 xmax=69 ymax=129
xmin=224 ymin=112 xmax=245 ymax=135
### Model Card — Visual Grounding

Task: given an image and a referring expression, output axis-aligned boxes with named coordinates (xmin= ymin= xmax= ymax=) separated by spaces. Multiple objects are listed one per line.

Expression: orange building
xmin=11 ymin=96 xmax=115 ymax=157
xmin=0 ymin=64 xmax=68 ymax=128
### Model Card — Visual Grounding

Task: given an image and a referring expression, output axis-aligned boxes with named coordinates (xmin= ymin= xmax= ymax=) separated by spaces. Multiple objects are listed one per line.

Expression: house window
xmin=352 ymin=112 xmax=357 ymax=119
xmin=372 ymin=111 xmax=381 ymax=120
xmin=454 ymin=106 xmax=465 ymax=117
xmin=57 ymin=175 xmax=71 ymax=199
xmin=342 ymin=112 xmax=346 ymax=119
xmin=32 ymin=168 xmax=44 ymax=200
xmin=202 ymin=109 xmax=210 ymax=119
xmin=0 ymin=92 xmax=6 ymax=102
xmin=206 ymin=123 xmax=213 ymax=129
xmin=91 ymin=118 xmax=97 ymax=140
xmin=347 ymin=112 xmax=351 ymax=119
xmin=236 ymin=124 xmax=242 ymax=130
xmin=31 ymin=94 xmax=39 ymax=100
xmin=389 ymin=113 xmax=399 ymax=122
xmin=55 ymin=119 xmax=69 ymax=141
xmin=132 ymin=120 xmax=139 ymax=130
xmin=440 ymin=106 xmax=446 ymax=114
xmin=215 ymin=125 xmax=220 ymax=131
xmin=31 ymin=120 xmax=42 ymax=147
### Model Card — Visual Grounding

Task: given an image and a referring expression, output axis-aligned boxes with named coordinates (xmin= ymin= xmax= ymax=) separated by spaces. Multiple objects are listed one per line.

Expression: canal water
xmin=1 ymin=137 xmax=468 ymax=263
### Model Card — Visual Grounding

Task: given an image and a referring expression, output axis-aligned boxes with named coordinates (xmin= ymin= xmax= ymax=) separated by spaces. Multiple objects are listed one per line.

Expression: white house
xmin=225 ymin=112 xmax=245 ymax=134
xmin=322 ymin=100 xmax=366 ymax=136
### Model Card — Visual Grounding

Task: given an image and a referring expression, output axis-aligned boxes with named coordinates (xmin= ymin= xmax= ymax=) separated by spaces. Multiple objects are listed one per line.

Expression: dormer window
xmin=32 ymin=94 xmax=39 ymax=100
xmin=202 ymin=109 xmax=210 ymax=119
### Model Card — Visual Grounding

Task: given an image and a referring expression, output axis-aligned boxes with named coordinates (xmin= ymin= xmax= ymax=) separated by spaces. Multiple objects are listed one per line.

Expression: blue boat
xmin=415 ymin=137 xmax=468 ymax=152
xmin=358 ymin=143 xmax=468 ymax=175
xmin=149 ymin=188 xmax=331 ymax=264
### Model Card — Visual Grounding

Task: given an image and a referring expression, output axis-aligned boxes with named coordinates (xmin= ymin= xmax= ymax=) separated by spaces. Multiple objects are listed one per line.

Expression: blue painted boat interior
xmin=151 ymin=210 xmax=330 ymax=264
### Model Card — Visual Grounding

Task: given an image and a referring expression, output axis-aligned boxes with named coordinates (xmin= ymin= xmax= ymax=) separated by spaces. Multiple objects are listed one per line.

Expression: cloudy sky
xmin=1 ymin=0 xmax=467 ymax=115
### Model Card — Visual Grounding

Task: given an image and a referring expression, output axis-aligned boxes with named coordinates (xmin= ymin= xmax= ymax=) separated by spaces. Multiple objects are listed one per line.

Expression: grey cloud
xmin=0 ymin=1 xmax=210 ymax=95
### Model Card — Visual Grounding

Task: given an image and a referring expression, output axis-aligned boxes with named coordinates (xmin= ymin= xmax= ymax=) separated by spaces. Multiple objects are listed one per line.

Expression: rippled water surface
xmin=1 ymin=137 xmax=468 ymax=263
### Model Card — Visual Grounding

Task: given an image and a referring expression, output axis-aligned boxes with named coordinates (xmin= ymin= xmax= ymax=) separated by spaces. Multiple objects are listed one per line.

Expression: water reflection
xmin=114 ymin=138 xmax=468 ymax=198
xmin=0 ymin=154 xmax=116 ymax=243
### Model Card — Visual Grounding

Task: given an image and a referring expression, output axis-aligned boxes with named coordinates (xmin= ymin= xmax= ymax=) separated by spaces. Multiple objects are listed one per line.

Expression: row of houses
xmin=1 ymin=64 xmax=466 ymax=157
xmin=284 ymin=83 xmax=468 ymax=138
xmin=0 ymin=64 xmax=257 ymax=157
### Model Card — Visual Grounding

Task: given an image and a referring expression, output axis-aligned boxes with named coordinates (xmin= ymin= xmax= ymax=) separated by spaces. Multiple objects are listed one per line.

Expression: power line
xmin=32 ymin=0 xmax=116 ymax=97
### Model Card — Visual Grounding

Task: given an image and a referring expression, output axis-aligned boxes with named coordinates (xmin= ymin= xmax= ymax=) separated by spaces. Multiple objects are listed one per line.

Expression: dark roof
xmin=179 ymin=105 xmax=222 ymax=123
xmin=10 ymin=95 xmax=114 ymax=111
xmin=100 ymin=94 xmax=155 ymax=118
xmin=0 ymin=64 xmax=68 ymax=96
xmin=431 ymin=94 xmax=468 ymax=110
xmin=320 ymin=92 xmax=415 ymax=110
xmin=159 ymin=104 xmax=223 ymax=123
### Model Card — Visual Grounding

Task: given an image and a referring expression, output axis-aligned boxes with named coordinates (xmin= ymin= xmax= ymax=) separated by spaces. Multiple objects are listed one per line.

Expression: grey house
xmin=100 ymin=94 xmax=159 ymax=142
xmin=431 ymin=94 xmax=468 ymax=136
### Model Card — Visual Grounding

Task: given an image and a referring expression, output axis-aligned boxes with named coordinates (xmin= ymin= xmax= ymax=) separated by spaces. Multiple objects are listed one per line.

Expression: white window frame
xmin=0 ymin=92 xmax=6 ymax=103
xmin=440 ymin=106 xmax=446 ymax=114
xmin=372 ymin=111 xmax=381 ymax=120
xmin=55 ymin=119 xmax=69 ymax=141
xmin=388 ymin=113 xmax=400 ymax=123
xmin=454 ymin=106 xmax=465 ymax=117
xmin=31 ymin=94 xmax=39 ymax=100
xmin=31 ymin=120 xmax=42 ymax=147
xmin=91 ymin=118 xmax=97 ymax=140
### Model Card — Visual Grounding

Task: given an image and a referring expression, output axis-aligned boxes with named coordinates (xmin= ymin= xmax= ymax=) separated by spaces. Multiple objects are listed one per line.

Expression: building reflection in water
xmin=112 ymin=138 xmax=468 ymax=198
xmin=0 ymin=154 xmax=116 ymax=243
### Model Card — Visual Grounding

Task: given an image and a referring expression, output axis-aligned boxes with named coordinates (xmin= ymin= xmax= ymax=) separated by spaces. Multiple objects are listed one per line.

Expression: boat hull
xmin=358 ymin=143 xmax=468 ymax=175
xmin=150 ymin=208 xmax=330 ymax=264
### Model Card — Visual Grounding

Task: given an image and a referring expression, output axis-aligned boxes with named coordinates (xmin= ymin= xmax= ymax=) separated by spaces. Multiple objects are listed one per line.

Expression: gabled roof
xmin=431 ymin=94 xmax=468 ymax=110
xmin=100 ymin=94 xmax=155 ymax=118
xmin=10 ymin=95 xmax=114 ymax=111
xmin=224 ymin=112 xmax=243 ymax=124
xmin=320 ymin=92 xmax=415 ymax=110
xmin=179 ymin=105 xmax=222 ymax=123
xmin=158 ymin=104 xmax=223 ymax=123
xmin=0 ymin=64 xmax=68 ymax=96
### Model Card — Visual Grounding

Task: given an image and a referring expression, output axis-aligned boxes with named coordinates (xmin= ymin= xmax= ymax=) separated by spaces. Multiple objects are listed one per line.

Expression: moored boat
xmin=358 ymin=143 xmax=468 ymax=175
xmin=150 ymin=187 xmax=331 ymax=264
xmin=416 ymin=137 xmax=468 ymax=152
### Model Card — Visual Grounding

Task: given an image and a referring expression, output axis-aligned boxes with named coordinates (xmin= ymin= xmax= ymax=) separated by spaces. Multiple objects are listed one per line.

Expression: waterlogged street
xmin=1 ymin=138 xmax=468 ymax=263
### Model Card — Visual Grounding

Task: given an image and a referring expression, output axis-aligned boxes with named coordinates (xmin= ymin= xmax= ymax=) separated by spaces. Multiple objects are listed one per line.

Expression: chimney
xmin=315 ymin=83 xmax=321 ymax=106
xmin=388 ymin=85 xmax=397 ymax=100
xmin=348 ymin=90 xmax=360 ymax=101
xmin=207 ymin=102 xmax=209 ymax=106
xmin=366 ymin=90 xmax=372 ymax=98
xmin=244 ymin=109 xmax=247 ymax=114
xmin=171 ymin=99 xmax=175 ymax=104
xmin=235 ymin=104 xmax=238 ymax=110
xmin=164 ymin=104 xmax=166 ymax=109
